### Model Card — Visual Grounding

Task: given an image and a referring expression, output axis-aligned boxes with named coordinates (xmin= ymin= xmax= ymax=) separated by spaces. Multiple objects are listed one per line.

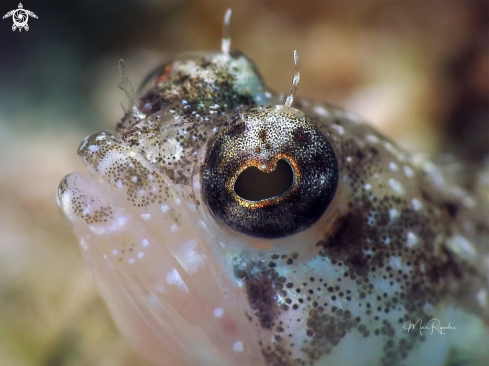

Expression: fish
xmin=57 ymin=10 xmax=489 ymax=366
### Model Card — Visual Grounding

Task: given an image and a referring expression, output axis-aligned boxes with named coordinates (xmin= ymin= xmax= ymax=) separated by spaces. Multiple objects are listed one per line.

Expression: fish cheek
xmin=317 ymin=210 xmax=372 ymax=278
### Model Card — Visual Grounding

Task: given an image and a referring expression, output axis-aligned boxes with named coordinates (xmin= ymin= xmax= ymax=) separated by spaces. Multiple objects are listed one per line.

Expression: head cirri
xmin=58 ymin=9 xmax=489 ymax=366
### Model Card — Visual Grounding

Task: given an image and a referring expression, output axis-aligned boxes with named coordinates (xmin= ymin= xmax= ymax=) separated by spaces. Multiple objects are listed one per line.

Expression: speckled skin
xmin=58 ymin=48 xmax=489 ymax=366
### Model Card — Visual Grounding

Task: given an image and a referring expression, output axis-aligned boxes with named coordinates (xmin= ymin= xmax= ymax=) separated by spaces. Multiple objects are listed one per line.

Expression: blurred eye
xmin=202 ymin=105 xmax=339 ymax=239
xmin=137 ymin=62 xmax=171 ymax=96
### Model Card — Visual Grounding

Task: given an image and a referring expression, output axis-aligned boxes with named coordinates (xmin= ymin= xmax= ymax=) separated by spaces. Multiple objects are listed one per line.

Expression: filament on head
xmin=118 ymin=59 xmax=145 ymax=119
xmin=221 ymin=9 xmax=232 ymax=55
xmin=285 ymin=50 xmax=300 ymax=108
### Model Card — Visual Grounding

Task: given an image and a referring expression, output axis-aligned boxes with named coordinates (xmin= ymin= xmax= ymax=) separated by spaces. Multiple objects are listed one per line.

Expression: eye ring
xmin=201 ymin=105 xmax=338 ymax=239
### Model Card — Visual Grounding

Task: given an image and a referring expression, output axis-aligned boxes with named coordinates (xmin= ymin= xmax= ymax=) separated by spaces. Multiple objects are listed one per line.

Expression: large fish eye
xmin=201 ymin=105 xmax=338 ymax=238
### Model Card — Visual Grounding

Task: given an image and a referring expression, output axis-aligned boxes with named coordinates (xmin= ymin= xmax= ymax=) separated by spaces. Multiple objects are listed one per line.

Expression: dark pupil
xmin=234 ymin=159 xmax=294 ymax=201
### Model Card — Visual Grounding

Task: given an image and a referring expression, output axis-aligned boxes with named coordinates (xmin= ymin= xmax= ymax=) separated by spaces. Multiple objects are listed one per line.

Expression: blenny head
xmin=58 ymin=9 xmax=489 ymax=366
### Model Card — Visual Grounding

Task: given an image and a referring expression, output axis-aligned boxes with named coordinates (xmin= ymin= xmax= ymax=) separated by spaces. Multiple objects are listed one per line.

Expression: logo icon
xmin=3 ymin=3 xmax=37 ymax=32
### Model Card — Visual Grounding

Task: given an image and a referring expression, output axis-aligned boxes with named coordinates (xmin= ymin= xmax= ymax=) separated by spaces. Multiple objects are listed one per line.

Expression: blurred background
xmin=0 ymin=1 xmax=487 ymax=365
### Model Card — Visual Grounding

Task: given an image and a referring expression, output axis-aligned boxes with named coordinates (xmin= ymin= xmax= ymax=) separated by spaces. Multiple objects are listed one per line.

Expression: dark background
xmin=0 ymin=2 xmax=487 ymax=365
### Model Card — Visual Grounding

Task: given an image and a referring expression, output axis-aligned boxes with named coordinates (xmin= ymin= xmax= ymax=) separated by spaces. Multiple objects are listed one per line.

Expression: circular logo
xmin=12 ymin=9 xmax=28 ymax=29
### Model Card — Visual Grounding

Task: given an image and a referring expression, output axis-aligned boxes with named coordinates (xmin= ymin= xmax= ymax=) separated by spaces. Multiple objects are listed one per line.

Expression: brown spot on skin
xmin=240 ymin=269 xmax=281 ymax=329
xmin=258 ymin=129 xmax=267 ymax=143
xmin=317 ymin=209 xmax=372 ymax=277
xmin=176 ymin=72 xmax=191 ymax=85
xmin=305 ymin=307 xmax=355 ymax=354
xmin=442 ymin=201 xmax=459 ymax=218
xmin=293 ymin=126 xmax=311 ymax=143
xmin=355 ymin=149 xmax=365 ymax=161
xmin=261 ymin=344 xmax=294 ymax=366
xmin=227 ymin=122 xmax=246 ymax=138
xmin=369 ymin=146 xmax=379 ymax=156
xmin=426 ymin=247 xmax=464 ymax=284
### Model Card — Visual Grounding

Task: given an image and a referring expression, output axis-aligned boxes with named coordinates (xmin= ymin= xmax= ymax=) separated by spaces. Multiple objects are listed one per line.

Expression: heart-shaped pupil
xmin=234 ymin=159 xmax=294 ymax=201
